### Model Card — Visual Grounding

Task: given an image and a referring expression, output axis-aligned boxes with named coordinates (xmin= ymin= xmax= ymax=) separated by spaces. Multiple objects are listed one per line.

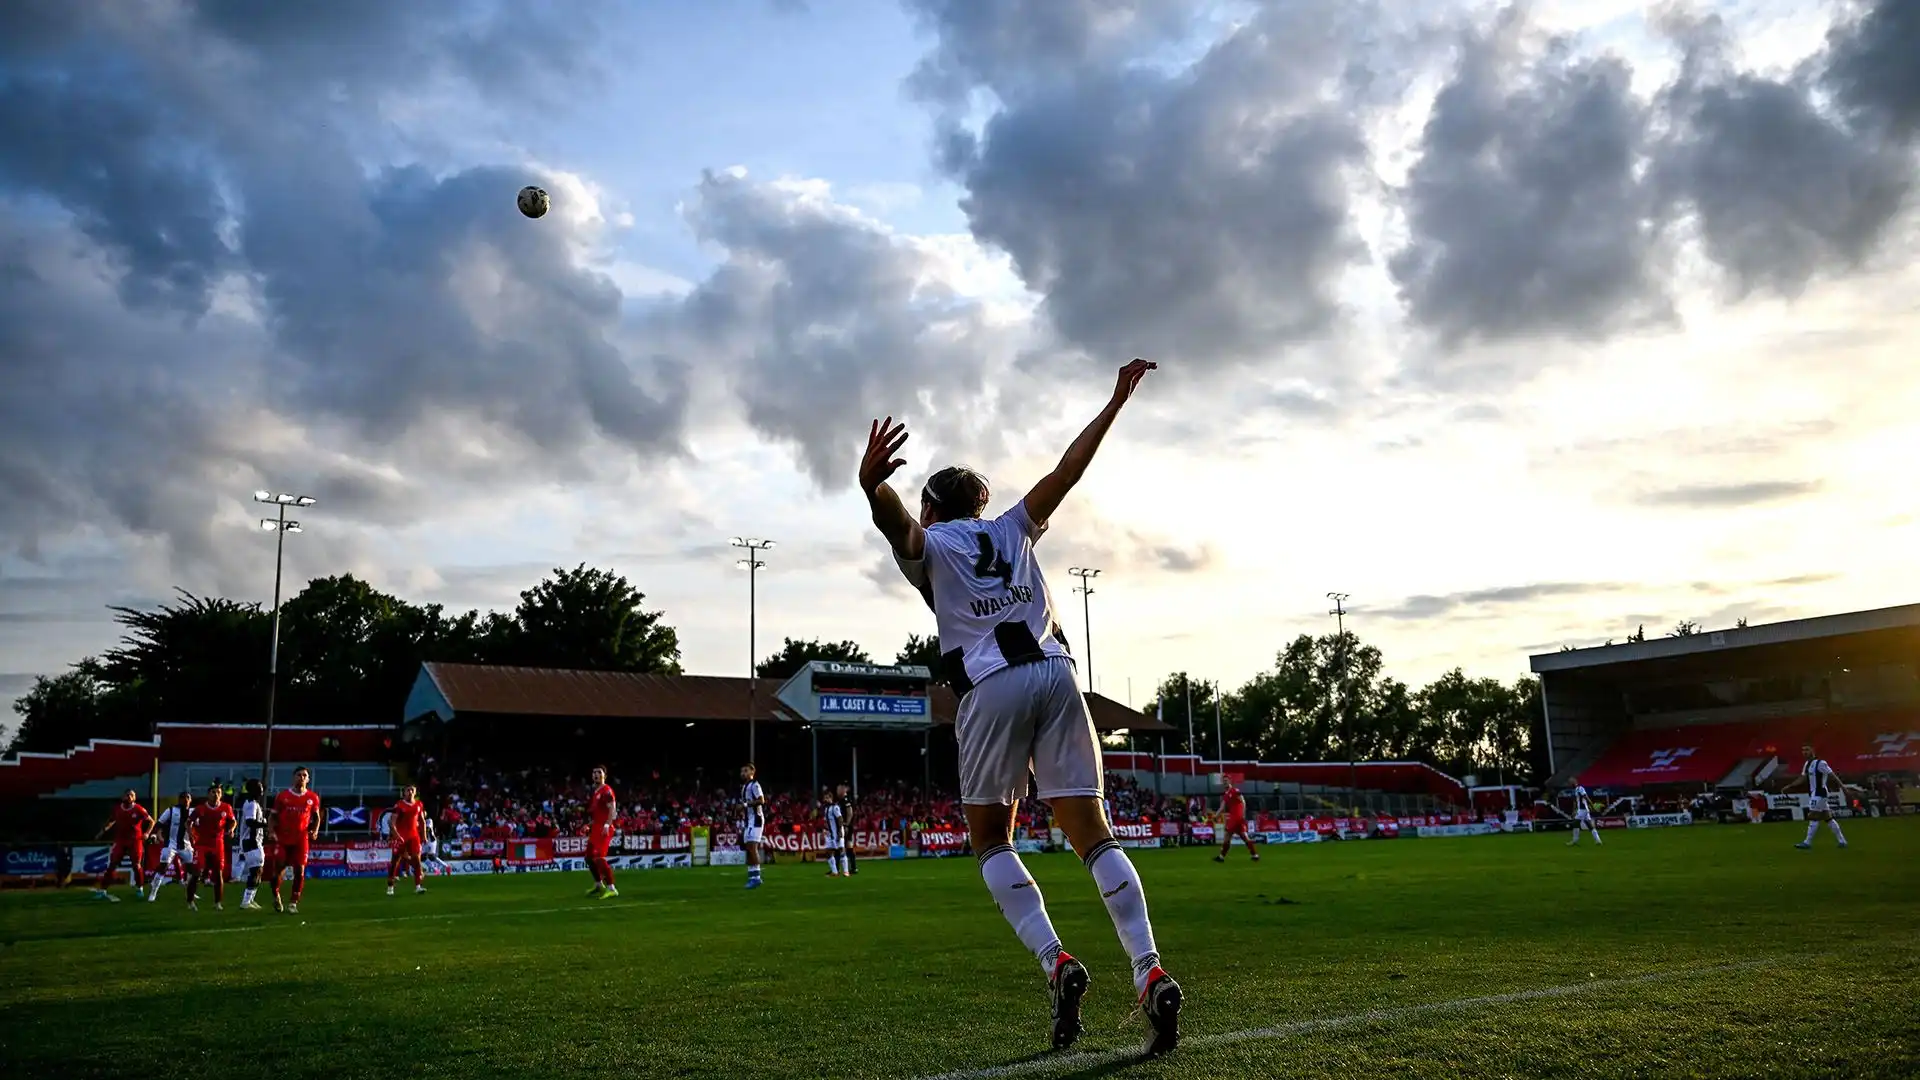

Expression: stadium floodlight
xmin=254 ymin=490 xmax=316 ymax=790
xmin=1328 ymin=592 xmax=1356 ymax=812
xmin=731 ymin=537 xmax=775 ymax=762
xmin=1068 ymin=567 xmax=1101 ymax=694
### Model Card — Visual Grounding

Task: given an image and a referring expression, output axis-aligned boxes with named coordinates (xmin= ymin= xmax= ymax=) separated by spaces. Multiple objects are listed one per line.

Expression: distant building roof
xmin=407 ymin=662 xmax=1173 ymax=733
xmin=1528 ymin=603 xmax=1920 ymax=676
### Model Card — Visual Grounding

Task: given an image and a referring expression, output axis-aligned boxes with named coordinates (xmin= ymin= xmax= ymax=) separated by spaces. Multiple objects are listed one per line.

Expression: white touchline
xmin=911 ymin=957 xmax=1786 ymax=1080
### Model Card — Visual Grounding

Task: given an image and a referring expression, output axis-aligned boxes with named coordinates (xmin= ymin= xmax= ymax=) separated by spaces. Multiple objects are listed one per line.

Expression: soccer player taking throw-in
xmin=860 ymin=358 xmax=1181 ymax=1056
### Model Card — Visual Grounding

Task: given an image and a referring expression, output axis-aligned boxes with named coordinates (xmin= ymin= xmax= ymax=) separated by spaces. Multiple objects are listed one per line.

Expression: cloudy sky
xmin=3 ymin=0 xmax=1917 ymax=719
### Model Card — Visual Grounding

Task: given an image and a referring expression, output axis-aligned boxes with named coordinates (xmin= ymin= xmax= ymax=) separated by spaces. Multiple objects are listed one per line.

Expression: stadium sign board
xmin=776 ymin=660 xmax=935 ymax=731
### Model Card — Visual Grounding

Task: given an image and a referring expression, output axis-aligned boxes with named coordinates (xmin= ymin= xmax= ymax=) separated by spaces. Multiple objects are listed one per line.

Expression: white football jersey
xmin=741 ymin=781 xmax=765 ymax=830
xmin=894 ymin=501 xmax=1072 ymax=692
xmin=156 ymin=805 xmax=193 ymax=850
xmin=824 ymin=803 xmax=843 ymax=841
xmin=1804 ymin=759 xmax=1835 ymax=798
xmin=1575 ymin=787 xmax=1591 ymax=814
xmin=237 ymin=799 xmax=268 ymax=852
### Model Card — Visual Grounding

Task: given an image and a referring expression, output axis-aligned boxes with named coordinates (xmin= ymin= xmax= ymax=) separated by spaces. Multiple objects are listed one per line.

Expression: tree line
xmin=5 ymin=566 xmax=679 ymax=757
xmin=8 ymin=567 xmax=1547 ymax=785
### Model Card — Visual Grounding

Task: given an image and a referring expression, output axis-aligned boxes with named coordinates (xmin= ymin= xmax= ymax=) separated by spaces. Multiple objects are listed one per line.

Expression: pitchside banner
xmin=1626 ymin=811 xmax=1694 ymax=828
xmin=919 ymin=829 xmax=968 ymax=857
xmin=1 ymin=844 xmax=68 ymax=885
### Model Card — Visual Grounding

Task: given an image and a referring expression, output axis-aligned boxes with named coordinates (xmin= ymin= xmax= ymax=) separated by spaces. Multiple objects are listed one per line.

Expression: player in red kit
xmin=584 ymin=766 xmax=619 ymax=899
xmin=268 ymin=766 xmax=322 ymax=913
xmin=94 ymin=788 xmax=153 ymax=901
xmin=187 ymin=783 xmax=237 ymax=910
xmin=1214 ymin=781 xmax=1259 ymax=862
xmin=385 ymin=784 xmax=428 ymax=896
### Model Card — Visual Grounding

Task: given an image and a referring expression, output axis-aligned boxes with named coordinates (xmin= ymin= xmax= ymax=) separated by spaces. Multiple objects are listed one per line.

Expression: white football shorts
xmin=160 ymin=845 xmax=195 ymax=866
xmin=1806 ymin=796 xmax=1830 ymax=813
xmin=741 ymin=825 xmax=764 ymax=846
xmin=241 ymin=848 xmax=266 ymax=870
xmin=956 ymin=655 xmax=1102 ymax=806
xmin=1576 ymin=810 xmax=1592 ymax=825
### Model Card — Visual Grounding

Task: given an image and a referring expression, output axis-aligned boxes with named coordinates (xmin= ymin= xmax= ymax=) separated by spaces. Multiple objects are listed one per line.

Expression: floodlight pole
xmin=1329 ymin=591 xmax=1354 ymax=813
xmin=1068 ymin=567 xmax=1100 ymax=694
xmin=255 ymin=491 xmax=314 ymax=789
xmin=732 ymin=538 xmax=774 ymax=764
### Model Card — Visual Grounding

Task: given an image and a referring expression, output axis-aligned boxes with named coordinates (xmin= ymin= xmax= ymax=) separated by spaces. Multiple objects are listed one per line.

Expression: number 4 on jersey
xmin=972 ymin=534 xmax=1012 ymax=585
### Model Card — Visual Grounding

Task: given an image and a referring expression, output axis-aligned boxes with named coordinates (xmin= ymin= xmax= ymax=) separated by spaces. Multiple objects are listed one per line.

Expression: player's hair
xmin=178 ymin=790 xmax=192 ymax=801
xmin=922 ymin=465 xmax=989 ymax=522
xmin=207 ymin=782 xmax=221 ymax=793
xmin=591 ymin=764 xmax=608 ymax=775
xmin=294 ymin=765 xmax=309 ymax=774
xmin=245 ymin=778 xmax=263 ymax=798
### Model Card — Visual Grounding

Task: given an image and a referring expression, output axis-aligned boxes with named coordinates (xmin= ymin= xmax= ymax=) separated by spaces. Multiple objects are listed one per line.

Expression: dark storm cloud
xmin=1368 ymin=581 xmax=1625 ymax=620
xmin=1651 ymin=16 xmax=1912 ymax=298
xmin=0 ymin=1 xmax=685 ymax=578
xmin=1824 ymin=0 xmax=1920 ymax=139
xmin=1390 ymin=13 xmax=1670 ymax=344
xmin=925 ymin=0 xmax=1374 ymax=369
xmin=661 ymin=170 xmax=1007 ymax=489
xmin=1632 ymin=480 xmax=1824 ymax=509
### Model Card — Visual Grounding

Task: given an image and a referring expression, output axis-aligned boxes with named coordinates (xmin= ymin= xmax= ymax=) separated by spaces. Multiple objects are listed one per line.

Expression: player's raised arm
xmin=1022 ymin=359 xmax=1155 ymax=530
xmin=860 ymin=417 xmax=925 ymax=561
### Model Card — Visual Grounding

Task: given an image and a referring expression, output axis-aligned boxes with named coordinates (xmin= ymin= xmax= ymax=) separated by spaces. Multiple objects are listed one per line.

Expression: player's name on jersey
xmin=818 ymin=694 xmax=929 ymax=715
xmin=966 ymin=585 xmax=1036 ymax=618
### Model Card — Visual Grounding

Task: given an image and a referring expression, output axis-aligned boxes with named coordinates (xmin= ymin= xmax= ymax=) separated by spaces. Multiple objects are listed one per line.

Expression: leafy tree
xmin=7 ymin=661 xmax=124 ymax=756
xmin=757 ymin=637 xmax=872 ymax=680
xmin=1669 ymin=620 xmax=1699 ymax=637
xmin=99 ymin=590 xmax=271 ymax=727
xmin=503 ymin=564 xmax=681 ymax=673
xmin=894 ymin=634 xmax=941 ymax=669
xmin=1150 ymin=673 xmax=1226 ymax=757
xmin=1626 ymin=624 xmax=1646 ymax=643
xmin=1735 ymin=617 xmax=1749 ymax=629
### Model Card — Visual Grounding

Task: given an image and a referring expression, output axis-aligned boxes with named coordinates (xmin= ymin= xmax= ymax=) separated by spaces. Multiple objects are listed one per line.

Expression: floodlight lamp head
xmin=283 ymin=521 xmax=302 ymax=533
xmin=730 ymin=537 xmax=745 ymax=547
xmin=253 ymin=490 xmax=273 ymax=503
xmin=294 ymin=496 xmax=316 ymax=507
xmin=259 ymin=519 xmax=277 ymax=531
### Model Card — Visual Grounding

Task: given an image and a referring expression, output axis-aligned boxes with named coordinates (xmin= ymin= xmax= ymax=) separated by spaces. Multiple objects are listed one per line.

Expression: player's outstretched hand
xmin=1111 ymin=358 xmax=1156 ymax=405
xmin=859 ymin=417 xmax=910 ymax=495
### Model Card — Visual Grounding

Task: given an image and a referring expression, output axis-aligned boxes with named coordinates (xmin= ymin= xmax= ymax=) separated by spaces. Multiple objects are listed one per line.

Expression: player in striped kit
xmin=860 ymin=359 xmax=1181 ymax=1056
xmin=236 ymin=779 xmax=269 ymax=910
xmin=147 ymin=791 xmax=198 ymax=902
xmin=822 ymin=789 xmax=848 ymax=877
xmin=740 ymin=763 xmax=767 ymax=889
xmin=421 ymin=815 xmax=452 ymax=876
xmin=1788 ymin=743 xmax=1853 ymax=850
xmin=1565 ymin=785 xmax=1603 ymax=847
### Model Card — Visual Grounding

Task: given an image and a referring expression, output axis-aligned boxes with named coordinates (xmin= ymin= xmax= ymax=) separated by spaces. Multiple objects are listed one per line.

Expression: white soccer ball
xmin=517 ymin=185 xmax=549 ymax=219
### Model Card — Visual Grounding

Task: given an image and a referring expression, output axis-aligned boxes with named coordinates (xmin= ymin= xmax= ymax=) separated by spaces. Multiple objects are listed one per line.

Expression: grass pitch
xmin=2 ymin=821 xmax=1916 ymax=1079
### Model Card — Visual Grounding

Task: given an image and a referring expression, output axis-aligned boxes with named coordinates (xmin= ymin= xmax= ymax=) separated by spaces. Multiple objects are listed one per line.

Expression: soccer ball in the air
xmin=517 ymin=185 xmax=549 ymax=219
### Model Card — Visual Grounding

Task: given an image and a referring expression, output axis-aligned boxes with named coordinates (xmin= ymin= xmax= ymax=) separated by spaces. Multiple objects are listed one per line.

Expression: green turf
xmin=2 ymin=821 xmax=1916 ymax=1079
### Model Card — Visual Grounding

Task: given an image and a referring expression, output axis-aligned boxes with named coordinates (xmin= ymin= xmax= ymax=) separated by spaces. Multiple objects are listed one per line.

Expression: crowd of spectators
xmin=404 ymin=759 xmax=1233 ymax=840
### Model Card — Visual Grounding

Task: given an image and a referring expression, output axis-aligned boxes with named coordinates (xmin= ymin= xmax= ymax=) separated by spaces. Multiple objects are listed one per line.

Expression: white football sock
xmin=1085 ymin=840 xmax=1161 ymax=993
xmin=978 ymin=845 xmax=1062 ymax=977
xmin=1828 ymin=819 xmax=1846 ymax=843
xmin=1805 ymin=820 xmax=1820 ymax=843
